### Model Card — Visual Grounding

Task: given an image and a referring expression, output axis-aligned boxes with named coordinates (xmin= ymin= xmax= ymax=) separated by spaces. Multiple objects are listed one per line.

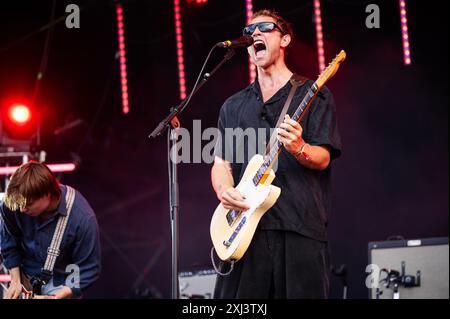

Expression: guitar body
xmin=210 ymin=154 xmax=281 ymax=262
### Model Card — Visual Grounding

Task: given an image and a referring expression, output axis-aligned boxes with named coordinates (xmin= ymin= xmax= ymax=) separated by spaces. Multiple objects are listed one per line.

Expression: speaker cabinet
xmin=368 ymin=237 xmax=448 ymax=299
xmin=179 ymin=269 xmax=217 ymax=299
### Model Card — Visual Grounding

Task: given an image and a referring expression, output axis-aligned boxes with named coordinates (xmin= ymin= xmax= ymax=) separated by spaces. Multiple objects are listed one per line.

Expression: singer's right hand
xmin=219 ymin=187 xmax=250 ymax=211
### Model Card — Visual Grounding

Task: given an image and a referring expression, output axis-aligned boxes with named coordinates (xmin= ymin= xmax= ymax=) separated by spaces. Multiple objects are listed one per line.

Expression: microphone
xmin=216 ymin=35 xmax=254 ymax=48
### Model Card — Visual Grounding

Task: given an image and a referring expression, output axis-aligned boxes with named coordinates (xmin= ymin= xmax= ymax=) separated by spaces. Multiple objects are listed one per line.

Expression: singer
xmin=211 ymin=9 xmax=342 ymax=298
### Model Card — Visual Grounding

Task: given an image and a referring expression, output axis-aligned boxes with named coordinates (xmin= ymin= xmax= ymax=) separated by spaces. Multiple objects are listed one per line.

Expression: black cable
xmin=32 ymin=0 xmax=57 ymax=104
xmin=0 ymin=4 xmax=91 ymax=55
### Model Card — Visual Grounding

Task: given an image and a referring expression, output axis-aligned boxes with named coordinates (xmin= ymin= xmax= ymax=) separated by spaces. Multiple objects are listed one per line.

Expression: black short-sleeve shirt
xmin=214 ymin=75 xmax=342 ymax=241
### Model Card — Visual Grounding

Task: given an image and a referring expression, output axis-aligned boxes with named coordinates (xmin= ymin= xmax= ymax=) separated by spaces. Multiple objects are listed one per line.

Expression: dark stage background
xmin=0 ymin=0 xmax=448 ymax=298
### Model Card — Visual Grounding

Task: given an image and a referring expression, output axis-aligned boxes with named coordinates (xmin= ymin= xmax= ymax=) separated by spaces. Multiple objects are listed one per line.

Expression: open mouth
xmin=253 ymin=40 xmax=266 ymax=59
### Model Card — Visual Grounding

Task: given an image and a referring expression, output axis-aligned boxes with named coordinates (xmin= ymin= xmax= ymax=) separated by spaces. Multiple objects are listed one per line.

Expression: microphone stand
xmin=149 ymin=47 xmax=236 ymax=299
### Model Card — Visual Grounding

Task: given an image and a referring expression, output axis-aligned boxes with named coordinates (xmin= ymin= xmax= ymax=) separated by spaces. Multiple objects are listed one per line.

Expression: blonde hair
xmin=4 ymin=161 xmax=60 ymax=211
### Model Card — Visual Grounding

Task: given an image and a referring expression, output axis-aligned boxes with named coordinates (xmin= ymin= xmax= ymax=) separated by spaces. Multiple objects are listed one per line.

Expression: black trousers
xmin=213 ymin=230 xmax=330 ymax=299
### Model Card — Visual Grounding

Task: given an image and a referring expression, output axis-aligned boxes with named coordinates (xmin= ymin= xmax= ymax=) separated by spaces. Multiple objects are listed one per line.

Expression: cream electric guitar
xmin=210 ymin=50 xmax=346 ymax=262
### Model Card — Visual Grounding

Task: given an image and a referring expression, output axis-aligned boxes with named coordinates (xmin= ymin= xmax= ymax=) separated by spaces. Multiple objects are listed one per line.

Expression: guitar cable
xmin=210 ymin=247 xmax=235 ymax=276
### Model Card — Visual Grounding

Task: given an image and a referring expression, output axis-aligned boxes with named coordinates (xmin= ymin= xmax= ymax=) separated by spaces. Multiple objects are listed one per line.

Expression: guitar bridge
xmin=222 ymin=216 xmax=247 ymax=249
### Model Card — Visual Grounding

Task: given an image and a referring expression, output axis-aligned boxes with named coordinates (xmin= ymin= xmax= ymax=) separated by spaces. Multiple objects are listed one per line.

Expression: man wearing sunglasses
xmin=212 ymin=9 xmax=342 ymax=298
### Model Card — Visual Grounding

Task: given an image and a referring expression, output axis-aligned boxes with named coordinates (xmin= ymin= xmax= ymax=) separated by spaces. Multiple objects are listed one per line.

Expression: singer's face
xmin=246 ymin=16 xmax=290 ymax=68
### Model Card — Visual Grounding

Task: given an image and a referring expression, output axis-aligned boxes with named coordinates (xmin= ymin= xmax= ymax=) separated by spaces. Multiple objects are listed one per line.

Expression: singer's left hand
xmin=277 ymin=114 xmax=304 ymax=155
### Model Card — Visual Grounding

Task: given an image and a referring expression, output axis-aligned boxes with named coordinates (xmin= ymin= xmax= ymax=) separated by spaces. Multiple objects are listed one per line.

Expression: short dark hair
xmin=252 ymin=9 xmax=294 ymax=39
xmin=4 ymin=161 xmax=60 ymax=211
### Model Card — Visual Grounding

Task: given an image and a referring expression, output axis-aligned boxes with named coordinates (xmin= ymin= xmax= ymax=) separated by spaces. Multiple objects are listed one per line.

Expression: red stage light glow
xmin=399 ymin=0 xmax=412 ymax=65
xmin=8 ymin=104 xmax=31 ymax=125
xmin=0 ymin=163 xmax=76 ymax=176
xmin=115 ymin=3 xmax=130 ymax=114
xmin=246 ymin=0 xmax=256 ymax=84
xmin=174 ymin=0 xmax=187 ymax=100
xmin=314 ymin=0 xmax=326 ymax=73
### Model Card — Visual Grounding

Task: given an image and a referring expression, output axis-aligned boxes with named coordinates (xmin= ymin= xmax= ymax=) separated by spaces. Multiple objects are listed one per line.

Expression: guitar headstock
xmin=316 ymin=50 xmax=346 ymax=88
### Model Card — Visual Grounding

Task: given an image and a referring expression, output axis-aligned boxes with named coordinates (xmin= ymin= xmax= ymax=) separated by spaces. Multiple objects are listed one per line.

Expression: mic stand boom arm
xmin=149 ymin=47 xmax=235 ymax=138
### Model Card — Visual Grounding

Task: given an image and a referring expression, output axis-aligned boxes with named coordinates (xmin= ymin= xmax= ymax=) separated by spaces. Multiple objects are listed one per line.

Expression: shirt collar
xmin=249 ymin=75 xmax=294 ymax=104
xmin=55 ymin=185 xmax=68 ymax=216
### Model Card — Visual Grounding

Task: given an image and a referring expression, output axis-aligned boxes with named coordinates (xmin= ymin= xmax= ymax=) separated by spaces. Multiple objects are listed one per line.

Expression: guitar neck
xmin=252 ymin=82 xmax=320 ymax=186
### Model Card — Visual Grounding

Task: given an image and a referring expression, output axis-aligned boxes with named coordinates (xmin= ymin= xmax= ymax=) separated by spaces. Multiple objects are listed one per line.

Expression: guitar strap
xmin=33 ymin=186 xmax=76 ymax=293
xmin=264 ymin=74 xmax=308 ymax=156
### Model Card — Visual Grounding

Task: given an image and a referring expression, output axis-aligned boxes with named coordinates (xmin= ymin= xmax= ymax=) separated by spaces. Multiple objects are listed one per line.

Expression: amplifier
xmin=179 ymin=269 xmax=217 ymax=299
xmin=368 ymin=237 xmax=448 ymax=299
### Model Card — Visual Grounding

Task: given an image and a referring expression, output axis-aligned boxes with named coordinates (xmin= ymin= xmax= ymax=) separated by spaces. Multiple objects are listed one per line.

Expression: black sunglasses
xmin=243 ymin=22 xmax=285 ymax=36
